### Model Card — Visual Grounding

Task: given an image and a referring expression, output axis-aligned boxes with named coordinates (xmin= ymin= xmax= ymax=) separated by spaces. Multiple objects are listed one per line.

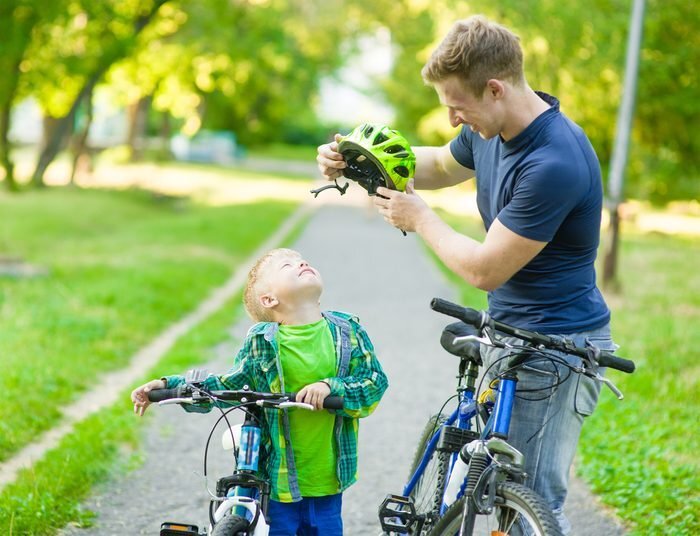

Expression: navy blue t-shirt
xmin=449 ymin=92 xmax=610 ymax=333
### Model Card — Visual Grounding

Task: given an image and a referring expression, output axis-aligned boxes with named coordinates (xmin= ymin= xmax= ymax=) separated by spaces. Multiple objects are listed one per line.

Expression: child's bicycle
xmin=378 ymin=298 xmax=635 ymax=536
xmin=147 ymin=370 xmax=344 ymax=536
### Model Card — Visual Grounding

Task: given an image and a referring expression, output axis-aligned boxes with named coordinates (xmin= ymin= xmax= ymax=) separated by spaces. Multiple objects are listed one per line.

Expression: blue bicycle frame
xmin=403 ymin=375 xmax=518 ymax=515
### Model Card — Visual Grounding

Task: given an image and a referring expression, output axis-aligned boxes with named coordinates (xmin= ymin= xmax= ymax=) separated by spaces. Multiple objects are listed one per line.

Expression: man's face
xmin=434 ymin=76 xmax=501 ymax=140
xmin=261 ymin=253 xmax=323 ymax=306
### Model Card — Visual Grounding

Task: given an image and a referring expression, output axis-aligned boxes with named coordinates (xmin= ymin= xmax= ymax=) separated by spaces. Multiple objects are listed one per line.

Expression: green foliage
xmin=380 ymin=0 xmax=700 ymax=202
xmin=0 ymin=186 xmax=297 ymax=461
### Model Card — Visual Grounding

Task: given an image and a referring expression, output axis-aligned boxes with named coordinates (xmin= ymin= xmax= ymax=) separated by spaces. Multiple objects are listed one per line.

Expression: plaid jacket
xmin=163 ymin=311 xmax=388 ymax=502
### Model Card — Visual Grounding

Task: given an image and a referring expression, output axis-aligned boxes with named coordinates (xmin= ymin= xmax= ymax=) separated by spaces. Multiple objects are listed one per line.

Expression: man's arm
xmin=416 ymin=213 xmax=546 ymax=291
xmin=374 ymin=184 xmax=546 ymax=291
xmin=413 ymin=143 xmax=475 ymax=190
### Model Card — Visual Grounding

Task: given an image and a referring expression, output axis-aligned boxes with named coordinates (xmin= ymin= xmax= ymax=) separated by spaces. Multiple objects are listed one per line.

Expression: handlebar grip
xmin=597 ymin=351 xmax=636 ymax=373
xmin=147 ymin=387 xmax=181 ymax=402
xmin=288 ymin=393 xmax=345 ymax=410
xmin=430 ymin=298 xmax=482 ymax=327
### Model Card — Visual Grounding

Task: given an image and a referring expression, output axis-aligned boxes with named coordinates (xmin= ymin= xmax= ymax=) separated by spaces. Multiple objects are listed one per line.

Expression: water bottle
xmin=443 ymin=446 xmax=470 ymax=506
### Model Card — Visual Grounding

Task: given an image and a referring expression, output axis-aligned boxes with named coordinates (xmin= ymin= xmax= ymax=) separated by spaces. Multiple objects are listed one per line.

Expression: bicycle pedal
xmin=160 ymin=521 xmax=201 ymax=536
xmin=378 ymin=494 xmax=422 ymax=533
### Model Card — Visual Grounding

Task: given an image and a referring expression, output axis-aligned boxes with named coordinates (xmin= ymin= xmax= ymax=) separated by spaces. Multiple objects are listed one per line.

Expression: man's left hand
xmin=373 ymin=179 xmax=429 ymax=233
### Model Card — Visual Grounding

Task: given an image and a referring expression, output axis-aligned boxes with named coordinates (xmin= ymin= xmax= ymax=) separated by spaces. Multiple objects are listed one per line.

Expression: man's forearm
xmin=415 ymin=209 xmax=489 ymax=289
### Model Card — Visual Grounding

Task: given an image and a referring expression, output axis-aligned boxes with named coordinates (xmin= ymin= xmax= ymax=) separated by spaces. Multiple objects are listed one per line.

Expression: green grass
xmin=434 ymin=210 xmax=700 ymax=534
xmin=246 ymin=143 xmax=319 ymax=162
xmin=0 ymin=187 xmax=297 ymax=462
xmin=0 ymin=189 xmax=309 ymax=535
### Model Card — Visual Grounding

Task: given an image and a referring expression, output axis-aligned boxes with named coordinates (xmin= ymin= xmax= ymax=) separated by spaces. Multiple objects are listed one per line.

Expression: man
xmin=316 ymin=15 xmax=615 ymax=534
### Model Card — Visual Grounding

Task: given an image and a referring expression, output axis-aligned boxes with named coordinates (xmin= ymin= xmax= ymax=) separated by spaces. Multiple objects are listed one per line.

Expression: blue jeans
xmin=267 ymin=493 xmax=343 ymax=536
xmin=481 ymin=324 xmax=616 ymax=535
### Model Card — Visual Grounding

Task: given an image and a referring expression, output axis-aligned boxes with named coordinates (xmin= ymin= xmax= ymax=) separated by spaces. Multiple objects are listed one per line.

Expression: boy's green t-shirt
xmin=278 ymin=319 xmax=339 ymax=497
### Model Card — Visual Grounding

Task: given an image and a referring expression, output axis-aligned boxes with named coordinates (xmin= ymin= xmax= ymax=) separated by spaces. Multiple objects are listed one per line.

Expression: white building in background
xmin=317 ymin=28 xmax=395 ymax=130
xmin=9 ymin=94 xmax=128 ymax=148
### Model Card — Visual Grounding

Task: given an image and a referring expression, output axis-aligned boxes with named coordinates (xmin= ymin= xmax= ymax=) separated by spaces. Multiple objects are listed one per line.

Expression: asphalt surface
xmin=60 ymin=201 xmax=626 ymax=535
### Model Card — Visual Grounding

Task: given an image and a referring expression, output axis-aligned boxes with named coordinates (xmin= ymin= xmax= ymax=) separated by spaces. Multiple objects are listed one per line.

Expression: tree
xmin=19 ymin=0 xmax=168 ymax=187
xmin=0 ymin=0 xmax=62 ymax=191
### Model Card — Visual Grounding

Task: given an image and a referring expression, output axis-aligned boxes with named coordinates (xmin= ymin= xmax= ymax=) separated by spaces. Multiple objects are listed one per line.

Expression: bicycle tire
xmin=211 ymin=512 xmax=250 ymax=536
xmin=406 ymin=414 xmax=451 ymax=533
xmin=427 ymin=481 xmax=563 ymax=536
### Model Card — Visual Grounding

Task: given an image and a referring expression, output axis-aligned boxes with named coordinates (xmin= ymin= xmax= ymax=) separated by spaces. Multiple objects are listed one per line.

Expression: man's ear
xmin=486 ymin=79 xmax=506 ymax=99
xmin=260 ymin=293 xmax=279 ymax=310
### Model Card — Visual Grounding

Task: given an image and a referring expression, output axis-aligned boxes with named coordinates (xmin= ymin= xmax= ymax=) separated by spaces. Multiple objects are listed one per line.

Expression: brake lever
xmin=158 ymin=397 xmax=195 ymax=405
xmin=597 ymin=373 xmax=624 ymax=400
xmin=454 ymin=326 xmax=508 ymax=349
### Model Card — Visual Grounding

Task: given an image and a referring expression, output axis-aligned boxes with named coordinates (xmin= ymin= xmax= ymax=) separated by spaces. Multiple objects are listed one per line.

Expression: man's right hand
xmin=316 ymin=133 xmax=346 ymax=181
xmin=131 ymin=379 xmax=166 ymax=416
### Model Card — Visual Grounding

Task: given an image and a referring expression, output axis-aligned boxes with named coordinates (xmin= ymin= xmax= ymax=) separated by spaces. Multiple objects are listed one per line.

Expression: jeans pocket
xmin=574 ymin=334 xmax=615 ymax=416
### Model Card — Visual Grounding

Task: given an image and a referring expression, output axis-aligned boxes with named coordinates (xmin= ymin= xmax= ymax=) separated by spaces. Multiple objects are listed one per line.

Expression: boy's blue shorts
xmin=267 ymin=493 xmax=343 ymax=536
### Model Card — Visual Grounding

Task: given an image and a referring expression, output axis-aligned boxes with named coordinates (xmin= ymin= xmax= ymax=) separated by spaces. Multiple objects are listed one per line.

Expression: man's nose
xmin=448 ymin=109 xmax=463 ymax=128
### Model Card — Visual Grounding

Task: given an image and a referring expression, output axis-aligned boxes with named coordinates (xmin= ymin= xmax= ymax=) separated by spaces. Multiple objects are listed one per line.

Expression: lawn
xmin=433 ymin=209 xmax=699 ymax=535
xmin=0 ymin=186 xmax=297 ymax=462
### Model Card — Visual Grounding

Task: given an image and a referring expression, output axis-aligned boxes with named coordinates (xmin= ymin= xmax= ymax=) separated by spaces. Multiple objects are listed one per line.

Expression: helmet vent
xmin=363 ymin=125 xmax=374 ymax=138
xmin=385 ymin=144 xmax=408 ymax=156
xmin=374 ymin=132 xmax=390 ymax=145
xmin=394 ymin=166 xmax=409 ymax=178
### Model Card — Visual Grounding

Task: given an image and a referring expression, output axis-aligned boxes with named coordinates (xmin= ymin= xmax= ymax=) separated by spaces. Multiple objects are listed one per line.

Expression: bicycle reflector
xmin=160 ymin=522 xmax=201 ymax=536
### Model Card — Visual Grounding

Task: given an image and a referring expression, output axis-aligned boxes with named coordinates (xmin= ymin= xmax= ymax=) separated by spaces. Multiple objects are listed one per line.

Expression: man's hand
xmin=373 ymin=179 xmax=431 ymax=233
xmin=296 ymin=381 xmax=331 ymax=410
xmin=316 ymin=134 xmax=346 ymax=181
xmin=131 ymin=379 xmax=166 ymax=416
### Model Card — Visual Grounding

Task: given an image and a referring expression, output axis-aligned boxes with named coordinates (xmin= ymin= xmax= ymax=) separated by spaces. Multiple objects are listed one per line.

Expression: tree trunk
xmin=126 ymin=96 xmax=150 ymax=162
xmin=30 ymin=0 xmax=168 ymax=187
xmin=602 ymin=205 xmax=621 ymax=292
xmin=69 ymin=86 xmax=95 ymax=185
xmin=0 ymin=56 xmax=22 ymax=192
xmin=0 ymin=103 xmax=18 ymax=192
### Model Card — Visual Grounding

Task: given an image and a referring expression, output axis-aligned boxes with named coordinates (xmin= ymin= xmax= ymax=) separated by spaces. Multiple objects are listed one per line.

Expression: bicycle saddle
xmin=440 ymin=322 xmax=483 ymax=365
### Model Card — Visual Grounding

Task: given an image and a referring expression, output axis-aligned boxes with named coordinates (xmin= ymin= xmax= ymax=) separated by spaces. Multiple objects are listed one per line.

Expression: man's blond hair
xmin=243 ymin=248 xmax=300 ymax=322
xmin=421 ymin=16 xmax=525 ymax=97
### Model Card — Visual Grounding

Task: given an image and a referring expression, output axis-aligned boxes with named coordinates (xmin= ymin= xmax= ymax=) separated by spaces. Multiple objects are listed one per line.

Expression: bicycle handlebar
xmin=430 ymin=297 xmax=635 ymax=373
xmin=148 ymin=386 xmax=345 ymax=410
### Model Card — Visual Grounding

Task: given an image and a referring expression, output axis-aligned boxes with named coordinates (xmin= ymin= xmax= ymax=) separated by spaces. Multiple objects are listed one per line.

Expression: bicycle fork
xmin=458 ymin=372 xmax=526 ymax=535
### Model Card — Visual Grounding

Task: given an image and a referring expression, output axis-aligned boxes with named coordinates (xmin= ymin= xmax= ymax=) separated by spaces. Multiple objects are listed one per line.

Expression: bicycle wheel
xmin=428 ymin=481 xmax=563 ymax=536
xmin=211 ymin=512 xmax=250 ymax=536
xmin=406 ymin=414 xmax=451 ymax=533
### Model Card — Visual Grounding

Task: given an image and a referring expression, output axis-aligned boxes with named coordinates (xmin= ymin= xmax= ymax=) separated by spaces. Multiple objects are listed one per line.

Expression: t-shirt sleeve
xmin=497 ymin=161 xmax=583 ymax=242
xmin=449 ymin=126 xmax=475 ymax=170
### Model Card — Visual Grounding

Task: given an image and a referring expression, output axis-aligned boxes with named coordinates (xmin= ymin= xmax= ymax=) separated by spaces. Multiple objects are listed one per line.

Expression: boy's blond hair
xmin=421 ymin=16 xmax=525 ymax=97
xmin=243 ymin=248 xmax=300 ymax=322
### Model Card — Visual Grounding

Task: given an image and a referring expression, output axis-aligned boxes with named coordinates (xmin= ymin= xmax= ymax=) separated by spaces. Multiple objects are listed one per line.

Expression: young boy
xmin=131 ymin=248 xmax=388 ymax=535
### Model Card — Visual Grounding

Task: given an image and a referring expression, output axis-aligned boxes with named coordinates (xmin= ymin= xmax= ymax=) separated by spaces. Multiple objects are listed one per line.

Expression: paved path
xmin=61 ymin=203 xmax=626 ymax=535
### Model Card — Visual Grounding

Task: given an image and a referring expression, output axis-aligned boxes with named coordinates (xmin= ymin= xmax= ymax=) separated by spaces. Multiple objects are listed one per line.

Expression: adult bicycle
xmin=147 ymin=369 xmax=344 ymax=536
xmin=378 ymin=298 xmax=635 ymax=536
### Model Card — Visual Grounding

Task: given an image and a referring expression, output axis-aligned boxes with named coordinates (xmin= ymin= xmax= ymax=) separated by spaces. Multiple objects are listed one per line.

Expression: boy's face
xmin=259 ymin=252 xmax=323 ymax=310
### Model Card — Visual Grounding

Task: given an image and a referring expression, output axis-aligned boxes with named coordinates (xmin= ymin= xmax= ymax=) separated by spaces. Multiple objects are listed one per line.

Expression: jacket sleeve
xmin=322 ymin=321 xmax=388 ymax=419
xmin=162 ymin=337 xmax=257 ymax=413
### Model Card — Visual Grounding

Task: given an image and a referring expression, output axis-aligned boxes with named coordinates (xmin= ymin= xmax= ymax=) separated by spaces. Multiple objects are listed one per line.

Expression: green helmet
xmin=337 ymin=123 xmax=415 ymax=194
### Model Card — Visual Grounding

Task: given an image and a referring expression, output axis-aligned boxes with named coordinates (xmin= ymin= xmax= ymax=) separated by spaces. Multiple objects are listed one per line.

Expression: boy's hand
xmin=131 ymin=379 xmax=166 ymax=416
xmin=297 ymin=381 xmax=331 ymax=410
